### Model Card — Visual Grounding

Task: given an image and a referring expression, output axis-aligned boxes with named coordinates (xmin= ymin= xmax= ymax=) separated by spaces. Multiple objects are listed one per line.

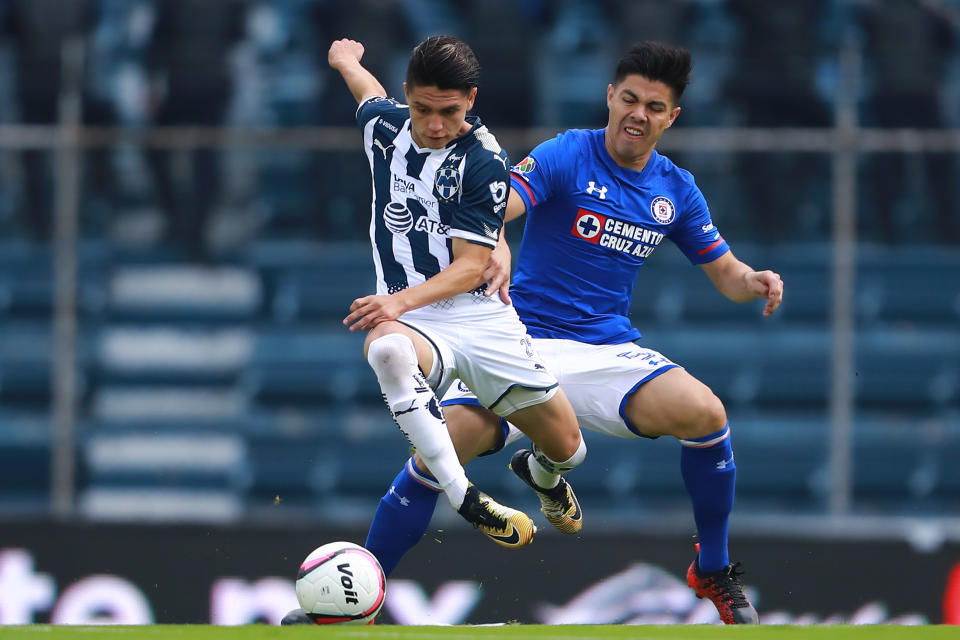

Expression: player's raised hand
xmin=746 ymin=269 xmax=784 ymax=317
xmin=483 ymin=238 xmax=513 ymax=305
xmin=328 ymin=38 xmax=365 ymax=70
xmin=343 ymin=294 xmax=404 ymax=331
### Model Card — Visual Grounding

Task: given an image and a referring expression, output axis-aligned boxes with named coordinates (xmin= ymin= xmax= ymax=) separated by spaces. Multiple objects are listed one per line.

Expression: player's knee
xmin=366 ymin=333 xmax=417 ymax=382
xmin=557 ymin=429 xmax=585 ymax=463
xmin=675 ymin=392 xmax=727 ymax=440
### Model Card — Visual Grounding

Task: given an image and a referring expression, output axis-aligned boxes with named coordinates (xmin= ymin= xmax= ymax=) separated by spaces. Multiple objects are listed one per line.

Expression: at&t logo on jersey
xmin=571 ymin=208 xmax=665 ymax=258
xmin=650 ymin=196 xmax=676 ymax=224
xmin=384 ymin=201 xmax=413 ymax=234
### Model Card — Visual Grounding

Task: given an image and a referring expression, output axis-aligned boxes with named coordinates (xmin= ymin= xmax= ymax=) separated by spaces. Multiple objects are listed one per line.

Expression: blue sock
xmin=680 ymin=424 xmax=735 ymax=573
xmin=364 ymin=457 xmax=441 ymax=577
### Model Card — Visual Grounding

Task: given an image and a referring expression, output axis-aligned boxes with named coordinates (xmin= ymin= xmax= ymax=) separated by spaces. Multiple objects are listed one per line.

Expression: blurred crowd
xmin=0 ymin=0 xmax=958 ymax=253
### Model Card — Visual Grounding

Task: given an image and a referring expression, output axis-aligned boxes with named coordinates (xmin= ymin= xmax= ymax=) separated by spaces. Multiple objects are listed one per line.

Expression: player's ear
xmin=606 ymin=83 xmax=615 ymax=107
xmin=667 ymin=105 xmax=681 ymax=128
xmin=465 ymin=87 xmax=477 ymax=111
xmin=403 ymin=82 xmax=409 ymax=101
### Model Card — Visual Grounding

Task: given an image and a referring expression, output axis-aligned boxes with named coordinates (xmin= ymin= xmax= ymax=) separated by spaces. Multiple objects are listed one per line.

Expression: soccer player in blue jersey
xmin=359 ymin=41 xmax=783 ymax=625
xmin=327 ymin=37 xmax=586 ymax=550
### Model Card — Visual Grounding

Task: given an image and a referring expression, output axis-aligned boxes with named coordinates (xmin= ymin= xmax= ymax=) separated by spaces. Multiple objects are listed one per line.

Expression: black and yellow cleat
xmin=509 ymin=448 xmax=583 ymax=534
xmin=457 ymin=484 xmax=536 ymax=548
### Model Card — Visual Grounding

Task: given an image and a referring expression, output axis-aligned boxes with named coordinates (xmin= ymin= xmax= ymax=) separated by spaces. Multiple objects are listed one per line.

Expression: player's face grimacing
xmin=403 ymin=84 xmax=477 ymax=149
xmin=604 ymin=74 xmax=681 ymax=170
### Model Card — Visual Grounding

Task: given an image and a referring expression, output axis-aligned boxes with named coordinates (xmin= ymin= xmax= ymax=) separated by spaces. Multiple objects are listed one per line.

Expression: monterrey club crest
xmin=435 ymin=167 xmax=460 ymax=201
xmin=650 ymin=196 xmax=676 ymax=225
xmin=571 ymin=208 xmax=605 ymax=244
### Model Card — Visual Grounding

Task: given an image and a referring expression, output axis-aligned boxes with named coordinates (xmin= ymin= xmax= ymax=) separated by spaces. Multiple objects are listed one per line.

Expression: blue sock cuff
xmin=405 ymin=457 xmax=443 ymax=492
xmin=680 ymin=424 xmax=730 ymax=448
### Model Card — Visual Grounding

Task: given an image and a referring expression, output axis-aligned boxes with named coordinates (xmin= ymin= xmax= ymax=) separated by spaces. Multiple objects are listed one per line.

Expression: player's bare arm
xmin=482 ymin=187 xmax=528 ymax=302
xmin=327 ymin=38 xmax=387 ymax=104
xmin=343 ymin=239 xmax=492 ymax=331
xmin=700 ymin=251 xmax=784 ymax=317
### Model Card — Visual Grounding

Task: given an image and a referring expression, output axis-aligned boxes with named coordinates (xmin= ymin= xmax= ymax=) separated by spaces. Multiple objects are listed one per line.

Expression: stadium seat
xmin=0 ymin=416 xmax=53 ymax=513
xmin=247 ymin=328 xmax=379 ymax=408
xmin=855 ymin=328 xmax=960 ymax=410
xmin=641 ymin=327 xmax=831 ymax=410
xmin=78 ymin=429 xmax=250 ymax=522
xmin=732 ymin=414 xmax=829 ymax=505
xmin=104 ymin=265 xmax=263 ymax=323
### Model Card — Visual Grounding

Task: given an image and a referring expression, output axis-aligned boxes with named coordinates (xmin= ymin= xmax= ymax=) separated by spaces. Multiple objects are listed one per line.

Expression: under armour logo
xmin=586 ymin=181 xmax=607 ymax=199
xmin=373 ymin=138 xmax=394 ymax=160
xmin=389 ymin=485 xmax=410 ymax=506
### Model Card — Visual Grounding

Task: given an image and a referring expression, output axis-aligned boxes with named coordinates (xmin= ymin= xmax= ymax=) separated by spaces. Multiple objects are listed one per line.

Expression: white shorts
xmin=400 ymin=303 xmax=559 ymax=417
xmin=441 ymin=338 xmax=678 ymax=450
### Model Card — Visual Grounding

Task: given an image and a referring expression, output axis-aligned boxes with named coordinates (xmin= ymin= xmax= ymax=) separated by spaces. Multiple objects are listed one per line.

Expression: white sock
xmin=367 ymin=334 xmax=468 ymax=508
xmin=529 ymin=439 xmax=587 ymax=489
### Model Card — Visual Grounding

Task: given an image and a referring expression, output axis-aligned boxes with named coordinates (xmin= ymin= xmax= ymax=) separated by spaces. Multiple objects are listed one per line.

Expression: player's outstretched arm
xmin=343 ymin=239 xmax=491 ymax=331
xmin=701 ymin=251 xmax=784 ymax=317
xmin=482 ymin=234 xmax=512 ymax=304
xmin=328 ymin=38 xmax=387 ymax=104
xmin=482 ymin=187 xmax=528 ymax=303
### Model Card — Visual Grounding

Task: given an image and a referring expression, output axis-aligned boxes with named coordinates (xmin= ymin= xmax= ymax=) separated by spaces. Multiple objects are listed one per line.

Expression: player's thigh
xmin=532 ymin=338 xmax=676 ymax=439
xmin=443 ymin=403 xmax=504 ymax=463
xmin=624 ymin=367 xmax=727 ymax=439
xmin=364 ymin=321 xmax=437 ymax=382
xmin=503 ymin=387 xmax=581 ymax=461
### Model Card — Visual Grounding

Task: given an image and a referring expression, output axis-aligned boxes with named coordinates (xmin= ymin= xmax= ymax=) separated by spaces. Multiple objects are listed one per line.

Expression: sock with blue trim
xmin=680 ymin=424 xmax=735 ymax=573
xmin=364 ymin=457 xmax=441 ymax=577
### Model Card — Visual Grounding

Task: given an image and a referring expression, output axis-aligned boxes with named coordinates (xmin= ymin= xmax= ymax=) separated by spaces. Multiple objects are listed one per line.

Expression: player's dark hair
xmin=406 ymin=35 xmax=480 ymax=93
xmin=614 ymin=41 xmax=691 ymax=104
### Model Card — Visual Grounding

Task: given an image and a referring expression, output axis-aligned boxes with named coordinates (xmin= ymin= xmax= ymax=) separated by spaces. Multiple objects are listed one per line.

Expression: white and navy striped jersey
xmin=356 ymin=96 xmax=510 ymax=300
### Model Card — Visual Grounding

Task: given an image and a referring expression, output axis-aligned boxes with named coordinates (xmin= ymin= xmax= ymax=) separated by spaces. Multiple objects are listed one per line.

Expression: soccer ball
xmin=295 ymin=541 xmax=386 ymax=625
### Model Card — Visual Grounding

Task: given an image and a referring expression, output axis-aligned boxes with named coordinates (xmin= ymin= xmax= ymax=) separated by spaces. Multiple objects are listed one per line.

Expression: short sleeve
xmin=356 ymin=96 xmax=398 ymax=128
xmin=670 ymin=187 xmax=730 ymax=265
xmin=508 ymin=133 xmax=571 ymax=211
xmin=448 ymin=150 xmax=510 ymax=248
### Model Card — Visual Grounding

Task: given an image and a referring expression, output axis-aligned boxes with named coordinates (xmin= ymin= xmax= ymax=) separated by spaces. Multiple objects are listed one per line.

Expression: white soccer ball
xmin=295 ymin=541 xmax=386 ymax=625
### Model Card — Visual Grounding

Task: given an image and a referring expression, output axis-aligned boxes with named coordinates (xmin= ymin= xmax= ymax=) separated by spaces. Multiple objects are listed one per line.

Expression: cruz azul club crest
xmin=650 ymin=196 xmax=676 ymax=224
xmin=435 ymin=168 xmax=460 ymax=201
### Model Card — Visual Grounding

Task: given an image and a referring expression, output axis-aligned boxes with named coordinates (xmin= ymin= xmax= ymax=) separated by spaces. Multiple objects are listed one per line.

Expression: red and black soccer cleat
xmin=686 ymin=543 xmax=759 ymax=624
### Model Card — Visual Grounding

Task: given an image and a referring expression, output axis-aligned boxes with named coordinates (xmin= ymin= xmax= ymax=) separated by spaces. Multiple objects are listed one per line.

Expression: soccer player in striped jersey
xmin=327 ymin=37 xmax=586 ymax=550
xmin=360 ymin=41 xmax=784 ymax=625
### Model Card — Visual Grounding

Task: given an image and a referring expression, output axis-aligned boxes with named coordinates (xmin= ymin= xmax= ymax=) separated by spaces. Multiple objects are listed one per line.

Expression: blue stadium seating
xmin=246 ymin=328 xmax=380 ymax=408
xmin=0 ymin=414 xmax=53 ymax=513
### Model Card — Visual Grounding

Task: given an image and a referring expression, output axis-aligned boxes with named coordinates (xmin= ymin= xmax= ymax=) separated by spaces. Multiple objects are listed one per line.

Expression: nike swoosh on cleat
xmin=486 ymin=524 xmax=521 ymax=546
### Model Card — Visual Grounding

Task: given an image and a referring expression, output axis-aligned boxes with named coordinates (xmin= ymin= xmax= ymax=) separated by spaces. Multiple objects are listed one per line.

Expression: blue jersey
xmin=356 ymin=96 xmax=510 ymax=297
xmin=509 ymin=128 xmax=729 ymax=344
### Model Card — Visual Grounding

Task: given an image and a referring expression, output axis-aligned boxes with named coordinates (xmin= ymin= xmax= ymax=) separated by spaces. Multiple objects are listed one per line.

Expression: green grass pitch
xmin=2 ymin=626 xmax=958 ymax=640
